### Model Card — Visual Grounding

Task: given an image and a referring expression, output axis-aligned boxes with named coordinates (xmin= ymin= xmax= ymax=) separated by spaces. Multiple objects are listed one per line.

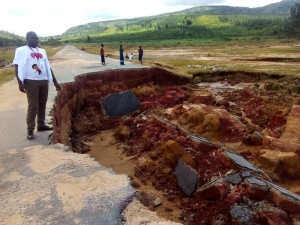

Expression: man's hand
xmin=18 ymin=83 xmax=26 ymax=93
xmin=54 ymin=82 xmax=61 ymax=91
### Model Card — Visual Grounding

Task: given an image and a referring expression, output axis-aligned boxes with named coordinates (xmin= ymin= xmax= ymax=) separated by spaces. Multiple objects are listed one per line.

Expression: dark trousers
xmin=24 ymin=79 xmax=49 ymax=131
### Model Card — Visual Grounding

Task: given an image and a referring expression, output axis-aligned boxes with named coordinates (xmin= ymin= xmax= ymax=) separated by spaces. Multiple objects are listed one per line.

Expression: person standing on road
xmin=100 ymin=44 xmax=106 ymax=65
xmin=119 ymin=44 xmax=125 ymax=65
xmin=13 ymin=31 xmax=61 ymax=140
xmin=138 ymin=46 xmax=143 ymax=64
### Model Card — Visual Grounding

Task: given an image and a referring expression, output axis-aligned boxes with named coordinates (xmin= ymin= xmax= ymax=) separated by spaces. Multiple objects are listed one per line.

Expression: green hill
xmin=172 ymin=0 xmax=299 ymax=15
xmin=59 ymin=0 xmax=300 ymax=46
xmin=62 ymin=0 xmax=299 ymax=36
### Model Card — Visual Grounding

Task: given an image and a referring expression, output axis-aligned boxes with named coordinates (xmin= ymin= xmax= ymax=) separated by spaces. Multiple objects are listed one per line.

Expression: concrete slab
xmin=101 ymin=90 xmax=141 ymax=117
xmin=0 ymin=145 xmax=135 ymax=225
xmin=175 ymin=159 xmax=199 ymax=197
xmin=225 ymin=151 xmax=258 ymax=172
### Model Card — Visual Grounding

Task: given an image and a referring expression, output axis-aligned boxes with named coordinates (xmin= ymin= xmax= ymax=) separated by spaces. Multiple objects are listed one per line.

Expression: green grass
xmin=0 ymin=69 xmax=14 ymax=86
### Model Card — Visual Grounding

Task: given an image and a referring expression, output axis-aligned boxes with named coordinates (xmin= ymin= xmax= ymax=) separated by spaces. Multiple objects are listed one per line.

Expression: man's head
xmin=101 ymin=44 xmax=104 ymax=47
xmin=139 ymin=46 xmax=142 ymax=49
xmin=26 ymin=31 xmax=38 ymax=47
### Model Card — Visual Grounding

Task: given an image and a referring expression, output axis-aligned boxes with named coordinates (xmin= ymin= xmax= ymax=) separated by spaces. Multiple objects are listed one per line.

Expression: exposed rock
xmin=189 ymin=92 xmax=214 ymax=105
xmin=138 ymin=190 xmax=156 ymax=208
xmin=262 ymin=136 xmax=300 ymax=157
xmin=178 ymin=107 xmax=207 ymax=126
xmin=259 ymin=150 xmax=300 ymax=180
xmin=153 ymin=198 xmax=162 ymax=207
xmin=230 ymin=205 xmax=255 ymax=224
xmin=202 ymin=113 xmax=221 ymax=133
xmin=250 ymin=131 xmax=263 ymax=146
xmin=216 ymin=99 xmax=230 ymax=107
xmin=114 ymin=125 xmax=131 ymax=141
xmin=280 ymin=105 xmax=300 ymax=144
xmin=162 ymin=140 xmax=196 ymax=169
xmin=132 ymin=85 xmax=157 ymax=97
xmin=259 ymin=83 xmax=267 ymax=90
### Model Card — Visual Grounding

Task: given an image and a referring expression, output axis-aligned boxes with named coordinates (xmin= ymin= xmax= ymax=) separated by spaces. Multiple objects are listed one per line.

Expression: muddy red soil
xmin=52 ymin=69 xmax=300 ymax=225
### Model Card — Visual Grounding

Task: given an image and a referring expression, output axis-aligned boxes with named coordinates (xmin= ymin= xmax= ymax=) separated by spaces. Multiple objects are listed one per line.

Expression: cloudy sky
xmin=0 ymin=0 xmax=281 ymax=37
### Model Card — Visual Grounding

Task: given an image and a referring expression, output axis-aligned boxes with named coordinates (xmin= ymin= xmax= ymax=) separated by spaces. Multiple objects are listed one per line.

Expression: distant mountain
xmin=169 ymin=0 xmax=300 ymax=15
xmin=62 ymin=0 xmax=300 ymax=36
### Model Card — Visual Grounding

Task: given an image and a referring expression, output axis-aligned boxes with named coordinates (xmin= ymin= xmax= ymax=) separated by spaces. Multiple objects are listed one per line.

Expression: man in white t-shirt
xmin=13 ymin=31 xmax=61 ymax=140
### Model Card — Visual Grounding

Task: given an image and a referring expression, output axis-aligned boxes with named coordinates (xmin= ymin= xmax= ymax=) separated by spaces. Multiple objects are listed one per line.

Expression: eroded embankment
xmin=52 ymin=68 xmax=300 ymax=225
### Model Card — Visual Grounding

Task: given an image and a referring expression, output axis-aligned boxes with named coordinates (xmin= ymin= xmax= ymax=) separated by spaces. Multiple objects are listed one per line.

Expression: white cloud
xmin=0 ymin=0 xmax=282 ymax=37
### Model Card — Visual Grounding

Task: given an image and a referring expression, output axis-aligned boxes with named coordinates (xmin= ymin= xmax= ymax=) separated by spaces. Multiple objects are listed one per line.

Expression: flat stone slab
xmin=0 ymin=145 xmax=135 ymax=225
xmin=175 ymin=159 xmax=199 ymax=197
xmin=226 ymin=173 xmax=242 ymax=185
xmin=225 ymin=151 xmax=258 ymax=172
xmin=101 ymin=90 xmax=141 ymax=117
xmin=241 ymin=170 xmax=251 ymax=178
xmin=245 ymin=177 xmax=267 ymax=187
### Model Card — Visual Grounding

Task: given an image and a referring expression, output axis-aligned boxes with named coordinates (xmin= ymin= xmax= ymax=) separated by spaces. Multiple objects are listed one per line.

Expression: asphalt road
xmin=0 ymin=45 xmax=144 ymax=153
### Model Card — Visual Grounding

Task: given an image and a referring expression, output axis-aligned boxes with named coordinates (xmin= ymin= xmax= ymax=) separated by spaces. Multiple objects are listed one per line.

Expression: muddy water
xmin=88 ymin=130 xmax=184 ymax=224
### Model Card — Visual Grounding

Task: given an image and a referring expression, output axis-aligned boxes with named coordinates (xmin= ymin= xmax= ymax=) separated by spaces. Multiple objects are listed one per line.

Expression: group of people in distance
xmin=99 ymin=44 xmax=143 ymax=66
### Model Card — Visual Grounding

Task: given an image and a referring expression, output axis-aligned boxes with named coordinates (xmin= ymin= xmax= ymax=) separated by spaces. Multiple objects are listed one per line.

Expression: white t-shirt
xmin=129 ymin=54 xmax=135 ymax=60
xmin=13 ymin=46 xmax=52 ymax=82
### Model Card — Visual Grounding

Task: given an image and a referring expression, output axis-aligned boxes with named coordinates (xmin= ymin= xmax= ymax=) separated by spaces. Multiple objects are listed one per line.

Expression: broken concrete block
xmin=266 ymin=181 xmax=300 ymax=214
xmin=225 ymin=151 xmax=258 ymax=172
xmin=244 ymin=177 xmax=269 ymax=200
xmin=226 ymin=173 xmax=242 ymax=185
xmin=230 ymin=205 xmax=255 ymax=224
xmin=241 ymin=170 xmax=251 ymax=178
xmin=101 ymin=90 xmax=141 ymax=117
xmin=175 ymin=159 xmax=199 ymax=197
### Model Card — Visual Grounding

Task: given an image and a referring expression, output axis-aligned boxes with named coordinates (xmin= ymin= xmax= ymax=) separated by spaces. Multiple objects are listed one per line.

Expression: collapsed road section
xmin=52 ymin=67 xmax=300 ymax=224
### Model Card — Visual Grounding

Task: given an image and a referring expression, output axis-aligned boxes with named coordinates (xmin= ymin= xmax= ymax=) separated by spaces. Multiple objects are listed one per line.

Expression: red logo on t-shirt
xmin=31 ymin=53 xmax=43 ymax=59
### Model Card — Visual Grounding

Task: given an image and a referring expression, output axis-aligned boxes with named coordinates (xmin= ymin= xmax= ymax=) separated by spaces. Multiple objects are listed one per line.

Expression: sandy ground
xmin=0 ymin=46 xmax=180 ymax=225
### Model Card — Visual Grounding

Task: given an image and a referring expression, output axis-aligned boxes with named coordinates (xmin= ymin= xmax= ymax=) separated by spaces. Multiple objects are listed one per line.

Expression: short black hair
xmin=26 ymin=31 xmax=37 ymax=40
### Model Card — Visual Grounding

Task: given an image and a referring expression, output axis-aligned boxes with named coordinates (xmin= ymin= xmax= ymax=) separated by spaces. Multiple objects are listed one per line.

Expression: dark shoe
xmin=37 ymin=125 xmax=53 ymax=132
xmin=27 ymin=131 xmax=34 ymax=140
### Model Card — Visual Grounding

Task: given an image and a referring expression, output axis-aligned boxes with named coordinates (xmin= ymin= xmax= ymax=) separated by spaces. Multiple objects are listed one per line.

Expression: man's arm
xmin=14 ymin=64 xmax=26 ymax=93
xmin=50 ymin=68 xmax=61 ymax=91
